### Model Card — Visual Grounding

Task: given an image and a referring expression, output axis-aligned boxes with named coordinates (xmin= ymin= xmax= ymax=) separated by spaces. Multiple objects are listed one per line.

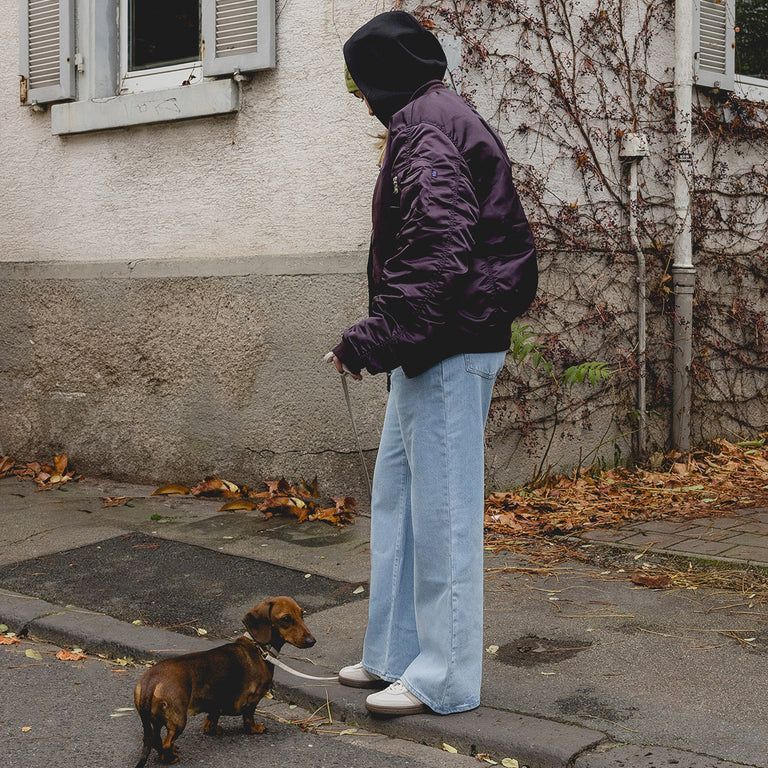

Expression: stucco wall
xmin=1 ymin=0 xmax=382 ymax=262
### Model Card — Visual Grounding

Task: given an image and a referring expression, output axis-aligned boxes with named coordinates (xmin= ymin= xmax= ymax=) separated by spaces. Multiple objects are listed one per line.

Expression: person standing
xmin=328 ymin=10 xmax=537 ymax=716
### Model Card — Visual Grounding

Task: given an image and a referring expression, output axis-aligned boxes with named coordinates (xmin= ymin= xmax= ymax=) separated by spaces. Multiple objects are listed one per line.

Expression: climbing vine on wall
xmin=393 ymin=0 xmax=768 ymax=480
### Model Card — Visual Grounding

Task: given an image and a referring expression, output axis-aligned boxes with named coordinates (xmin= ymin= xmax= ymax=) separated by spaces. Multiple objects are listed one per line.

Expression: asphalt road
xmin=1 ymin=636 xmax=478 ymax=768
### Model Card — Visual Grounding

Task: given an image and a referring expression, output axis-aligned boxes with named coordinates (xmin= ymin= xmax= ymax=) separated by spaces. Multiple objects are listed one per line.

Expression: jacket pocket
xmin=464 ymin=351 xmax=506 ymax=379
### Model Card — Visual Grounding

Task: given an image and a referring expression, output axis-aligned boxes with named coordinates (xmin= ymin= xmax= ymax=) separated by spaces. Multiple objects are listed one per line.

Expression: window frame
xmin=19 ymin=0 xmax=276 ymax=134
xmin=117 ymin=0 xmax=204 ymax=95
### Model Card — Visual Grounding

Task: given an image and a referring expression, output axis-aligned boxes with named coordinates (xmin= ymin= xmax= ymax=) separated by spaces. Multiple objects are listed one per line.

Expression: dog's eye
xmin=278 ymin=616 xmax=293 ymax=627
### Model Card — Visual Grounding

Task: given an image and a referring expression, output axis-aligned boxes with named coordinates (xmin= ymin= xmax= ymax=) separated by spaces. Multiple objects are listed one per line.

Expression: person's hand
xmin=323 ymin=352 xmax=363 ymax=381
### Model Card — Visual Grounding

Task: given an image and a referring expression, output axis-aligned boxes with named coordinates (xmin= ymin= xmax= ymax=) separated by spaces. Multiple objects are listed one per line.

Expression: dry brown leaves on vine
xmin=485 ymin=438 xmax=768 ymax=545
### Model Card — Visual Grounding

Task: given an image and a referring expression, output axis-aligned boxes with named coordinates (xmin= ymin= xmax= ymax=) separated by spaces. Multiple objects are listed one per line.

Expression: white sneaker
xmin=338 ymin=662 xmax=384 ymax=688
xmin=365 ymin=680 xmax=427 ymax=715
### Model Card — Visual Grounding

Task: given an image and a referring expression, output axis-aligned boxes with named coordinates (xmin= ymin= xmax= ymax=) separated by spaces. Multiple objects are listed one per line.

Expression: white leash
xmin=340 ymin=373 xmax=373 ymax=501
xmin=265 ymin=651 xmax=340 ymax=682
xmin=322 ymin=352 xmax=373 ymax=502
xmin=243 ymin=633 xmax=339 ymax=682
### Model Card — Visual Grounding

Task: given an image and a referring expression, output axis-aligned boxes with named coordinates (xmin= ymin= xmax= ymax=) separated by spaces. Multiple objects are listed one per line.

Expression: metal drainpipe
xmin=672 ymin=0 xmax=696 ymax=452
xmin=628 ymin=158 xmax=647 ymax=455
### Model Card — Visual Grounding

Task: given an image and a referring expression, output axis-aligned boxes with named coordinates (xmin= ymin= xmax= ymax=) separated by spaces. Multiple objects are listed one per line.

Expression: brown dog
xmin=133 ymin=596 xmax=315 ymax=766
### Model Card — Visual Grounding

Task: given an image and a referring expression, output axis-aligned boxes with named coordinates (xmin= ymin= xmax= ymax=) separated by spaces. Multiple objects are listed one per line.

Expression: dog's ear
xmin=243 ymin=600 xmax=274 ymax=644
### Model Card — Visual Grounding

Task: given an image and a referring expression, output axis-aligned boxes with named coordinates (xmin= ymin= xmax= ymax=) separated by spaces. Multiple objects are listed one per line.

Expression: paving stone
xmin=581 ymin=529 xmax=633 ymax=543
xmin=665 ymin=538 xmax=739 ymax=556
xmin=668 ymin=524 xmax=739 ymax=540
xmin=630 ymin=519 xmax=700 ymax=534
xmin=719 ymin=546 xmax=768 ymax=565
xmin=714 ymin=532 xmax=768 ymax=548
xmin=611 ymin=531 xmax=687 ymax=549
xmin=720 ymin=521 xmax=768 ymax=534
xmin=739 ymin=509 xmax=768 ymax=524
xmin=695 ymin=516 xmax=750 ymax=529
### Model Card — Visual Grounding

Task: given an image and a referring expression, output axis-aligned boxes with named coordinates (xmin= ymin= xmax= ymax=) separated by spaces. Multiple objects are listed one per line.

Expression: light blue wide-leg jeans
xmin=361 ymin=350 xmax=506 ymax=714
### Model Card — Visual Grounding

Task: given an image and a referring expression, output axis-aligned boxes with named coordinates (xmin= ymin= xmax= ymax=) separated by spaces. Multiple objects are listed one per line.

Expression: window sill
xmin=50 ymin=78 xmax=239 ymax=136
xmin=735 ymin=76 xmax=768 ymax=106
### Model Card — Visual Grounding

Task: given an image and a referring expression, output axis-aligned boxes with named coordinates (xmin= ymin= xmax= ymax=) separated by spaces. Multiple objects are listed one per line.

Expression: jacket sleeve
xmin=337 ymin=123 xmax=480 ymax=375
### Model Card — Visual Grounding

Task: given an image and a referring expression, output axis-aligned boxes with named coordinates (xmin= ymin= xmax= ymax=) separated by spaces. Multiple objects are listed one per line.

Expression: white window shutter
xmin=202 ymin=0 xmax=275 ymax=77
xmin=693 ymin=0 xmax=736 ymax=90
xmin=19 ymin=0 xmax=75 ymax=105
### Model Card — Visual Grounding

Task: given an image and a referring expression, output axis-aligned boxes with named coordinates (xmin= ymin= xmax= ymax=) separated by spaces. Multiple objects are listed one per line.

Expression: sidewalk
xmin=1 ymin=475 xmax=766 ymax=768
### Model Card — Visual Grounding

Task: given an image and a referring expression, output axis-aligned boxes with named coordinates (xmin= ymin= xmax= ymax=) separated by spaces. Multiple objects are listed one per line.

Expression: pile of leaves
xmin=0 ymin=454 xmax=80 ymax=489
xmin=152 ymin=476 xmax=357 ymax=527
xmin=485 ymin=438 xmax=768 ymax=544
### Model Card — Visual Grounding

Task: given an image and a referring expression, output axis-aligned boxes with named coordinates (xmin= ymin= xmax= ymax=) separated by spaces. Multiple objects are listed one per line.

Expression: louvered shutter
xmin=202 ymin=0 xmax=275 ymax=77
xmin=693 ymin=0 xmax=736 ymax=90
xmin=19 ymin=0 xmax=75 ymax=105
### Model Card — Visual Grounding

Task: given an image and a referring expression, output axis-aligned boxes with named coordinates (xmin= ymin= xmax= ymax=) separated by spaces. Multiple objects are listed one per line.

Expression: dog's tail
xmin=134 ymin=682 xmax=160 ymax=768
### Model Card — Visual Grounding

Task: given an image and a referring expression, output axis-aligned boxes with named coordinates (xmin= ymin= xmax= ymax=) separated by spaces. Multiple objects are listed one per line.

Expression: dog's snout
xmin=303 ymin=634 xmax=316 ymax=648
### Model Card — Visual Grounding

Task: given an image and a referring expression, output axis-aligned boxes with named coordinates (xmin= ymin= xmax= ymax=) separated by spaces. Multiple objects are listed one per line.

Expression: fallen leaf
xmin=22 ymin=726 xmax=31 ymax=733
xmin=151 ymin=483 xmax=190 ymax=496
xmin=56 ymin=650 xmax=87 ymax=661
xmin=218 ymin=499 xmax=257 ymax=512
xmin=258 ymin=496 xmax=312 ymax=523
xmin=631 ymin=571 xmax=674 ymax=589
xmin=25 ymin=649 xmax=43 ymax=660
xmin=196 ymin=628 xmax=208 ymax=635
xmin=0 ymin=456 xmax=15 ymax=477
xmin=54 ymin=454 xmax=68 ymax=475
xmin=102 ymin=496 xmax=133 ymax=508
xmin=442 ymin=743 xmax=458 ymax=753
xmin=0 ymin=636 xmax=20 ymax=645
xmin=191 ymin=476 xmax=240 ymax=498
xmin=501 ymin=760 xmax=520 ymax=768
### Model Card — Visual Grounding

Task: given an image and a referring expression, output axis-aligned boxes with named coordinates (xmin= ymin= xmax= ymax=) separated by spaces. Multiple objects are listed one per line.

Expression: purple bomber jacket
xmin=334 ymin=81 xmax=538 ymax=378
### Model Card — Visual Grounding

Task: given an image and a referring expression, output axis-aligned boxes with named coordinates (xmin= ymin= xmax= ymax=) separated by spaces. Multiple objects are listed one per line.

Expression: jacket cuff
xmin=333 ymin=339 xmax=363 ymax=376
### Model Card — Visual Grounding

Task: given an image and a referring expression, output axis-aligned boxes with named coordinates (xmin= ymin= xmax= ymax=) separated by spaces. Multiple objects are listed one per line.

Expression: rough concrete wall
xmin=0 ymin=258 xmax=386 ymax=501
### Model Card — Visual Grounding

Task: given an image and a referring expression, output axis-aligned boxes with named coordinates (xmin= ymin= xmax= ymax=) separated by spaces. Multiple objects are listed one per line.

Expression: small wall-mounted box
xmin=619 ymin=133 xmax=650 ymax=159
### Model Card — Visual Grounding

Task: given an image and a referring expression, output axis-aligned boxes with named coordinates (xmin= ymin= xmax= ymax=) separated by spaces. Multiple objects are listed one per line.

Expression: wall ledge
xmin=50 ymin=79 xmax=239 ymax=136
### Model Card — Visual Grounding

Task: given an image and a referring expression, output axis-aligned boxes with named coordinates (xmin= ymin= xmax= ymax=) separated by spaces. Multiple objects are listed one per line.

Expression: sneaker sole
xmin=365 ymin=699 xmax=427 ymax=715
xmin=338 ymin=675 xmax=388 ymax=689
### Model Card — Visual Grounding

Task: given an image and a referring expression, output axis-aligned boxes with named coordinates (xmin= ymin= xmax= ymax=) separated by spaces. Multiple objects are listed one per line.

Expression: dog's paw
xmin=159 ymin=748 xmax=180 ymax=764
xmin=243 ymin=720 xmax=265 ymax=734
xmin=203 ymin=720 xmax=223 ymax=736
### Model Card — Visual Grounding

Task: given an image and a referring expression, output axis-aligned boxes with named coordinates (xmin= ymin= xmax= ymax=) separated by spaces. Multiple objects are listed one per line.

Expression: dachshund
xmin=134 ymin=596 xmax=316 ymax=766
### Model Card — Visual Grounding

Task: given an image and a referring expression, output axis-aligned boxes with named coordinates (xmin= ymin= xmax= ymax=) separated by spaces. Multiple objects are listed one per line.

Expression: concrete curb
xmin=0 ymin=589 xmax=216 ymax=661
xmin=273 ymin=663 xmax=606 ymax=767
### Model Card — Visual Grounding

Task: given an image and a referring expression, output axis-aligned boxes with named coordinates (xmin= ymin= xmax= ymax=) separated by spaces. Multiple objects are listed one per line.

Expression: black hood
xmin=343 ymin=11 xmax=447 ymax=126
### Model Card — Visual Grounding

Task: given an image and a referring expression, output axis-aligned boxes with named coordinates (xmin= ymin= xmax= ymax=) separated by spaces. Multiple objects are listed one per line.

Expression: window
xmin=19 ymin=0 xmax=275 ymax=134
xmin=694 ymin=0 xmax=768 ymax=100
xmin=735 ymin=0 xmax=768 ymax=81
xmin=119 ymin=0 xmax=203 ymax=93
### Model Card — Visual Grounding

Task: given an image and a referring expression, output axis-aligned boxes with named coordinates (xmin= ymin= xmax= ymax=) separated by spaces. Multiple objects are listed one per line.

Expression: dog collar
xmin=242 ymin=631 xmax=278 ymax=658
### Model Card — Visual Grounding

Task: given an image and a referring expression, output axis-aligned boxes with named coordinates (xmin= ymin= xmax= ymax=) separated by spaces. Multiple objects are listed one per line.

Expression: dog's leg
xmin=203 ymin=712 xmax=223 ymax=736
xmin=242 ymin=707 xmax=265 ymax=734
xmin=159 ymin=714 xmax=186 ymax=764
